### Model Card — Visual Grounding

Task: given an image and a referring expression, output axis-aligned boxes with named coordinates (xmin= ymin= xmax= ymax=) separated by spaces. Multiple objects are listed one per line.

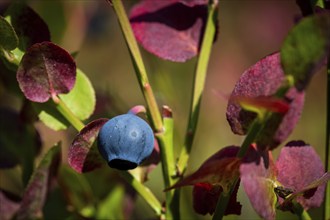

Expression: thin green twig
xmin=111 ymin=0 xmax=163 ymax=132
xmin=156 ymin=106 xmax=180 ymax=219
xmin=52 ymin=95 xmax=85 ymax=131
xmin=177 ymin=0 xmax=218 ymax=174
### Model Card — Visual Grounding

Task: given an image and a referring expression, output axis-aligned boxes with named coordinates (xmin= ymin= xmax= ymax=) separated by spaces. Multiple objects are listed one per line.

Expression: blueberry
xmin=97 ymin=114 xmax=154 ymax=170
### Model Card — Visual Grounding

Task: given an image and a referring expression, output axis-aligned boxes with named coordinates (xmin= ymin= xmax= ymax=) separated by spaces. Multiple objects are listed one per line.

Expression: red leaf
xmin=240 ymin=148 xmax=277 ymax=220
xmin=275 ymin=141 xmax=326 ymax=210
xmin=129 ymin=0 xmax=207 ymax=62
xmin=68 ymin=118 xmax=108 ymax=173
xmin=17 ymin=42 xmax=76 ymax=102
xmin=226 ymin=52 xmax=305 ymax=149
xmin=166 ymin=146 xmax=241 ymax=192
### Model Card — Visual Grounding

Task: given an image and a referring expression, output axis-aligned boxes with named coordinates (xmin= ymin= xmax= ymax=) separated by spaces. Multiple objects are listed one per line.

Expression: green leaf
xmin=33 ymin=69 xmax=95 ymax=131
xmin=281 ymin=13 xmax=330 ymax=91
xmin=0 ymin=15 xmax=18 ymax=51
xmin=59 ymin=69 xmax=96 ymax=121
xmin=96 ymin=184 xmax=125 ymax=220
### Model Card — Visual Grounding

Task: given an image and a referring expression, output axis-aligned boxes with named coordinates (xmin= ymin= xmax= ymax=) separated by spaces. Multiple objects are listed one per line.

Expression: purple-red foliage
xmin=226 ymin=53 xmax=305 ymax=149
xmin=240 ymin=146 xmax=277 ymax=220
xmin=129 ymin=0 xmax=208 ymax=62
xmin=17 ymin=42 xmax=76 ymax=103
xmin=275 ymin=141 xmax=326 ymax=210
xmin=68 ymin=118 xmax=108 ymax=173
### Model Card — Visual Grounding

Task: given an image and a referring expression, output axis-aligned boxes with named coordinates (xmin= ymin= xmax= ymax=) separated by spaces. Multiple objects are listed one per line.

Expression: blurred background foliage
xmin=0 ymin=0 xmax=326 ymax=219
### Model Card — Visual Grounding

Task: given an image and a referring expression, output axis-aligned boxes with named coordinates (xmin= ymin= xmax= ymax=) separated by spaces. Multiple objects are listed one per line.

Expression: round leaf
xmin=275 ymin=141 xmax=326 ymax=209
xmin=17 ymin=41 xmax=76 ymax=103
xmin=226 ymin=53 xmax=305 ymax=149
xmin=129 ymin=0 xmax=208 ymax=62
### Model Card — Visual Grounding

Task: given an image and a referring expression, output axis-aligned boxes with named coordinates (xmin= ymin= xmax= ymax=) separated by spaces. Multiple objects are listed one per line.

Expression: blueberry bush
xmin=0 ymin=0 xmax=329 ymax=220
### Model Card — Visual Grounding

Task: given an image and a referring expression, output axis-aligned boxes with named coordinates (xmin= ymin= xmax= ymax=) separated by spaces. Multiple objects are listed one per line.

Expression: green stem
xmin=156 ymin=107 xmax=180 ymax=219
xmin=118 ymin=171 xmax=162 ymax=216
xmin=177 ymin=0 xmax=218 ymax=174
xmin=111 ymin=0 xmax=163 ymax=132
xmin=52 ymin=95 xmax=85 ymax=131
xmin=212 ymin=119 xmax=263 ymax=220
xmin=212 ymin=178 xmax=239 ymax=220
xmin=292 ymin=201 xmax=312 ymax=220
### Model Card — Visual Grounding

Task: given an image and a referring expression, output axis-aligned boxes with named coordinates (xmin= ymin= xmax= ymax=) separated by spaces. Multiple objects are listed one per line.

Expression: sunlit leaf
xmin=68 ymin=119 xmax=108 ymax=173
xmin=17 ymin=41 xmax=76 ymax=103
xmin=129 ymin=0 xmax=208 ymax=62
xmin=226 ymin=52 xmax=305 ymax=149
xmin=0 ymin=15 xmax=18 ymax=51
xmin=281 ymin=13 xmax=330 ymax=91
xmin=275 ymin=141 xmax=326 ymax=210
xmin=240 ymin=148 xmax=277 ymax=220
xmin=167 ymin=146 xmax=241 ymax=192
xmin=15 ymin=144 xmax=61 ymax=220
xmin=4 ymin=3 xmax=50 ymax=51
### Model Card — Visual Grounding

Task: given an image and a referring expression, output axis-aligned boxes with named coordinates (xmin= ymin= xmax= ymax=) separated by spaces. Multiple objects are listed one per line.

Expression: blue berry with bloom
xmin=97 ymin=114 xmax=154 ymax=170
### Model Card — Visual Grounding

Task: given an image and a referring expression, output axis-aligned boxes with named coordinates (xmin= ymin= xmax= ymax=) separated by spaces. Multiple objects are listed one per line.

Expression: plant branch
xmin=52 ymin=95 xmax=85 ymax=131
xmin=156 ymin=106 xmax=180 ymax=219
xmin=110 ymin=0 xmax=163 ymax=132
xmin=177 ymin=0 xmax=218 ymax=174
